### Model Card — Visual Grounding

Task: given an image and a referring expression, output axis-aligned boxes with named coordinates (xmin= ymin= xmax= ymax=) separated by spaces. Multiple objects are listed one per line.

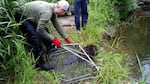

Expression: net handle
xmin=61 ymin=44 xmax=99 ymax=71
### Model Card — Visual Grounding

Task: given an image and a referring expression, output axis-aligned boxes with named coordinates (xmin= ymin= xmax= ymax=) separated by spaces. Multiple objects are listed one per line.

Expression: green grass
xmin=0 ymin=33 xmax=36 ymax=84
xmin=92 ymin=51 xmax=130 ymax=84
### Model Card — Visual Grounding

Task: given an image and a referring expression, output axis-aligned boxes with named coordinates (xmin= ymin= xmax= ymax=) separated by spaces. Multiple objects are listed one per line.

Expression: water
xmin=118 ymin=15 xmax=150 ymax=83
xmin=123 ymin=17 xmax=150 ymax=58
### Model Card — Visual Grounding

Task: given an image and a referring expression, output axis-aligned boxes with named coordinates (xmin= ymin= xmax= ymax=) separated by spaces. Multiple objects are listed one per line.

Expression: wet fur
xmin=82 ymin=44 xmax=98 ymax=60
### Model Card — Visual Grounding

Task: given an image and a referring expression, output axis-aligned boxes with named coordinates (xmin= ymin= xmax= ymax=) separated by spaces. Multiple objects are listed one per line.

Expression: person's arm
xmin=36 ymin=12 xmax=54 ymax=41
xmin=51 ymin=14 xmax=66 ymax=38
xmin=36 ymin=12 xmax=63 ymax=47
xmin=51 ymin=14 xmax=72 ymax=43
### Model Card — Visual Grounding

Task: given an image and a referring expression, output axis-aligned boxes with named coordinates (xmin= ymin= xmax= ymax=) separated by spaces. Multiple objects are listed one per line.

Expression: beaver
xmin=63 ymin=44 xmax=98 ymax=65
xmin=81 ymin=44 xmax=98 ymax=60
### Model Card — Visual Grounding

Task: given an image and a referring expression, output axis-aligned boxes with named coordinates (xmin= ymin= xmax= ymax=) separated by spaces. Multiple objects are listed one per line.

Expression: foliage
xmin=92 ymin=51 xmax=130 ymax=84
xmin=114 ymin=0 xmax=138 ymax=21
xmin=32 ymin=71 xmax=60 ymax=84
xmin=89 ymin=0 xmax=137 ymax=28
xmin=0 ymin=0 xmax=35 ymax=83
xmin=89 ymin=0 xmax=120 ymax=28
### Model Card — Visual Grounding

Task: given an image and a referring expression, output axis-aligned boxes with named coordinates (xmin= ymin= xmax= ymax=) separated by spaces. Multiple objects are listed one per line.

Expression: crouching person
xmin=15 ymin=0 xmax=72 ymax=71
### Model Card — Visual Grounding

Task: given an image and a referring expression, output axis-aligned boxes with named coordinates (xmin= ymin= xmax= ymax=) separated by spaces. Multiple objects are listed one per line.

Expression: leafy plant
xmin=0 ymin=0 xmax=36 ymax=84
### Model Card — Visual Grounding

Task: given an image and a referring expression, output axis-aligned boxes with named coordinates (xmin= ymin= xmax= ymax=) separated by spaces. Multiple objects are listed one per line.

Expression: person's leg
xmin=41 ymin=29 xmax=55 ymax=53
xmin=20 ymin=21 xmax=54 ymax=70
xmin=15 ymin=12 xmax=42 ymax=63
xmin=81 ymin=0 xmax=88 ymax=28
xmin=20 ymin=21 xmax=44 ymax=63
xmin=74 ymin=0 xmax=81 ymax=30
xmin=42 ymin=39 xmax=55 ymax=51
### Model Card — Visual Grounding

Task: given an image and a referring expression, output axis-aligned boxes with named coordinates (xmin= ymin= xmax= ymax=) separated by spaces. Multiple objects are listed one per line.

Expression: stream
xmin=117 ymin=6 xmax=150 ymax=83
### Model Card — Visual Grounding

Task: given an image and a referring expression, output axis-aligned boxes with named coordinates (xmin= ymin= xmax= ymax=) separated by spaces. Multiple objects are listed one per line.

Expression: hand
xmin=65 ymin=37 xmax=71 ymax=43
xmin=52 ymin=37 xmax=62 ymax=47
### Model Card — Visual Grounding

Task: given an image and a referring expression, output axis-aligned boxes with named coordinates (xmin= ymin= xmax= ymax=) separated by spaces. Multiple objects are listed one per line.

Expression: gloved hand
xmin=52 ymin=37 xmax=62 ymax=47
xmin=65 ymin=37 xmax=72 ymax=43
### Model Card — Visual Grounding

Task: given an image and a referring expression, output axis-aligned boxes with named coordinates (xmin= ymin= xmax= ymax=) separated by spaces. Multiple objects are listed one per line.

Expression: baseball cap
xmin=57 ymin=0 xmax=69 ymax=11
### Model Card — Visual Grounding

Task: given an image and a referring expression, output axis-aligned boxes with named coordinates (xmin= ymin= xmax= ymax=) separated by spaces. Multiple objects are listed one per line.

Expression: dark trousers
xmin=15 ymin=13 xmax=52 ymax=64
xmin=74 ymin=0 xmax=88 ymax=30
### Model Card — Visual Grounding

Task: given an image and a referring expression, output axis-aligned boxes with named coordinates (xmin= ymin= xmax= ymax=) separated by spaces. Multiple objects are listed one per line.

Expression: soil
xmin=58 ymin=15 xmax=76 ymax=32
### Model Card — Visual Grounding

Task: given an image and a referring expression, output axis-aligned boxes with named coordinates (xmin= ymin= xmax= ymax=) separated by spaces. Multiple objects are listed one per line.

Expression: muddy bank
xmin=59 ymin=15 xmax=76 ymax=32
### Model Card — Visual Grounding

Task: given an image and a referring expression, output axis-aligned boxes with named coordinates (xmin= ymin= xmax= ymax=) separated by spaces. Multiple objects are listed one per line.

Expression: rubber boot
xmin=37 ymin=63 xmax=54 ymax=71
xmin=35 ymin=50 xmax=54 ymax=71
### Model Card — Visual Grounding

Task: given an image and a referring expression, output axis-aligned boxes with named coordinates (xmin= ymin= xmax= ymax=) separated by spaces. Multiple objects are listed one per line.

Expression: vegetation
xmin=0 ymin=0 xmax=143 ymax=84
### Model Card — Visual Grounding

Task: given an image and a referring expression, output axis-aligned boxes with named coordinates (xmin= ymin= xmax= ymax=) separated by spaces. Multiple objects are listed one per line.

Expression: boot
xmin=36 ymin=63 xmax=54 ymax=71
xmin=35 ymin=50 xmax=54 ymax=71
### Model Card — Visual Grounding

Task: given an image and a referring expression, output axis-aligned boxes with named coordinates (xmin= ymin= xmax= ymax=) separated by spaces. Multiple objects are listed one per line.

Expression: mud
xmin=59 ymin=15 xmax=76 ymax=32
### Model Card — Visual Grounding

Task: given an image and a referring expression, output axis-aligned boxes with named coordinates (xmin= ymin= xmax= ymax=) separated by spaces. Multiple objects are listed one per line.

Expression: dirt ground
xmin=59 ymin=15 xmax=76 ymax=32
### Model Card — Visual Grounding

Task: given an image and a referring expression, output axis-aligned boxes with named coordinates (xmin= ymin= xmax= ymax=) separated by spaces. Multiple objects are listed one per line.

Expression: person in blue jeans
xmin=74 ymin=0 xmax=88 ymax=31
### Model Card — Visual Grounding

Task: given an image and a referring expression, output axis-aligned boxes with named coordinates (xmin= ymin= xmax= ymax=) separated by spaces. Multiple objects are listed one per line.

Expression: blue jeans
xmin=74 ymin=0 xmax=88 ymax=30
